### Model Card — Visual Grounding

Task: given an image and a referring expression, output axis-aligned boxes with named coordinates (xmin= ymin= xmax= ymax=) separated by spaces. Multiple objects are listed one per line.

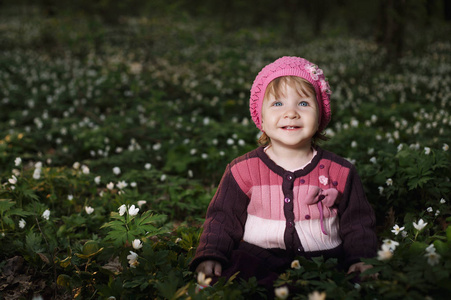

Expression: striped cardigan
xmin=191 ymin=146 xmax=377 ymax=271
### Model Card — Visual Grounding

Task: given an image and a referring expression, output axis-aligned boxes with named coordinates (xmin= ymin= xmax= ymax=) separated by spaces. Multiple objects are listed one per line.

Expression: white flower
xmin=160 ymin=174 xmax=167 ymax=182
xmin=132 ymin=239 xmax=143 ymax=250
xmin=116 ymin=181 xmax=128 ymax=190
xmin=274 ymin=286 xmax=289 ymax=299
xmin=443 ymin=143 xmax=449 ymax=151
xmin=85 ymin=206 xmax=94 ymax=215
xmin=94 ymin=176 xmax=101 ymax=185
xmin=188 ymin=170 xmax=193 ymax=178
xmin=377 ymin=244 xmax=393 ymax=261
xmin=386 ymin=178 xmax=393 ymax=186
xmin=378 ymin=186 xmax=384 ymax=195
xmin=308 ymin=291 xmax=327 ymax=300
xmin=425 ymin=251 xmax=441 ymax=266
xmin=351 ymin=141 xmax=357 ymax=148
xmin=425 ymin=244 xmax=436 ymax=253
xmin=391 ymin=224 xmax=405 ymax=235
xmin=369 ymin=157 xmax=377 ymax=164
xmin=424 ymin=147 xmax=431 ymax=155
xmin=137 ymin=200 xmax=146 ymax=208
xmin=413 ymin=219 xmax=427 ymax=231
xmin=291 ymin=260 xmax=301 ymax=269
xmin=440 ymin=198 xmax=446 ymax=204
xmin=113 ymin=167 xmax=121 ymax=175
xmin=128 ymin=205 xmax=139 ymax=216
xmin=118 ymin=204 xmax=127 ymax=216
xmin=12 ymin=169 xmax=20 ymax=177
xmin=402 ymin=230 xmax=408 ymax=238
xmin=33 ymin=168 xmax=41 ymax=180
xmin=68 ymin=194 xmax=73 ymax=201
xmin=201 ymin=153 xmax=208 ymax=159
xmin=8 ymin=175 xmax=17 ymax=185
xmin=382 ymin=239 xmax=399 ymax=251
xmin=14 ymin=157 xmax=22 ymax=167
xmin=72 ymin=162 xmax=80 ymax=169
xmin=42 ymin=209 xmax=50 ymax=220
xmin=319 ymin=175 xmax=328 ymax=186
xmin=127 ymin=251 xmax=139 ymax=268
xmin=19 ymin=218 xmax=26 ymax=229
xmin=130 ymin=182 xmax=137 ymax=188
xmin=144 ymin=163 xmax=152 ymax=170
xmin=427 ymin=207 xmax=433 ymax=213
xmin=197 ymin=271 xmax=212 ymax=286
xmin=129 ymin=62 xmax=143 ymax=75
xmin=107 ymin=182 xmax=115 ymax=190
xmin=397 ymin=144 xmax=404 ymax=152
xmin=81 ymin=165 xmax=90 ymax=174
xmin=226 ymin=138 xmax=234 ymax=145
xmin=435 ymin=210 xmax=440 ymax=216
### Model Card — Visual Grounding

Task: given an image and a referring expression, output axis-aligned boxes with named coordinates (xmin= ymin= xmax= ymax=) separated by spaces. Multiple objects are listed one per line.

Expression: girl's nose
xmin=284 ymin=107 xmax=300 ymax=119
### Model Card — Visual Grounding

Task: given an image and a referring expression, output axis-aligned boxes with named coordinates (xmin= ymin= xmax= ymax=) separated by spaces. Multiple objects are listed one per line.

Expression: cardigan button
xmin=318 ymin=195 xmax=325 ymax=201
xmin=319 ymin=164 xmax=325 ymax=169
xmin=284 ymin=197 xmax=291 ymax=203
xmin=286 ymin=174 xmax=293 ymax=181
xmin=333 ymin=181 xmax=338 ymax=186
xmin=288 ymin=221 xmax=294 ymax=228
xmin=300 ymin=179 xmax=305 ymax=184
xmin=305 ymin=215 xmax=311 ymax=219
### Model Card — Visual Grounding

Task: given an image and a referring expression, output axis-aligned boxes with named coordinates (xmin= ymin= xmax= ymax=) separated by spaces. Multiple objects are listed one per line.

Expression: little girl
xmin=190 ymin=56 xmax=377 ymax=290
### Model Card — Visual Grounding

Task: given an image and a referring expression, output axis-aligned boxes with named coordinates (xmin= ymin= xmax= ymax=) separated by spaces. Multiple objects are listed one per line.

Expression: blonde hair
xmin=257 ymin=76 xmax=328 ymax=147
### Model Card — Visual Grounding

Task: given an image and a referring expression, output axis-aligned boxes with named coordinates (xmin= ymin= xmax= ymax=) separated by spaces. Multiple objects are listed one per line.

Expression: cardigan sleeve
xmin=338 ymin=165 xmax=377 ymax=268
xmin=190 ymin=164 xmax=250 ymax=271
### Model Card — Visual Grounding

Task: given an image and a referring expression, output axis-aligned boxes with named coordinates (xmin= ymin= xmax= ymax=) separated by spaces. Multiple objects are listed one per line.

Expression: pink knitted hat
xmin=249 ymin=56 xmax=332 ymax=132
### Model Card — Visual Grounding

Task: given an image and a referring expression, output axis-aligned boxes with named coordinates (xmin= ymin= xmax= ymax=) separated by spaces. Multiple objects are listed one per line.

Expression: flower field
xmin=1 ymin=7 xmax=450 ymax=300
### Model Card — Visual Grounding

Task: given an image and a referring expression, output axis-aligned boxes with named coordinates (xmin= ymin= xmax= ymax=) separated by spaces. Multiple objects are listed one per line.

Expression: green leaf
xmin=8 ymin=208 xmax=33 ymax=217
xmin=0 ymin=199 xmax=15 ymax=213
xmin=155 ymin=271 xmax=181 ymax=300
xmin=25 ymin=232 xmax=45 ymax=254
xmin=57 ymin=274 xmax=72 ymax=288
xmin=446 ymin=226 xmax=451 ymax=244
xmin=433 ymin=240 xmax=449 ymax=255
xmin=409 ymin=241 xmax=428 ymax=256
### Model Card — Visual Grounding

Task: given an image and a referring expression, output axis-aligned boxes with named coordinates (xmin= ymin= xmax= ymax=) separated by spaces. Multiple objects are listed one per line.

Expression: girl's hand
xmin=196 ymin=260 xmax=222 ymax=277
xmin=347 ymin=262 xmax=378 ymax=280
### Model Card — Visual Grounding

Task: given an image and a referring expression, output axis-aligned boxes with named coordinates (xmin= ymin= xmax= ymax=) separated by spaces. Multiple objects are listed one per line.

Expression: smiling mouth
xmin=282 ymin=126 xmax=300 ymax=130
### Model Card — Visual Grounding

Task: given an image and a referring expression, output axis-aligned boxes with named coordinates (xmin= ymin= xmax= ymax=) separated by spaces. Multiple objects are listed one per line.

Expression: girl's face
xmin=261 ymin=81 xmax=319 ymax=151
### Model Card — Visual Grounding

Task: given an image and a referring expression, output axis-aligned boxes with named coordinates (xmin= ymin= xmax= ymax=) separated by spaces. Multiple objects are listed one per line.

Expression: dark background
xmin=2 ymin=0 xmax=450 ymax=61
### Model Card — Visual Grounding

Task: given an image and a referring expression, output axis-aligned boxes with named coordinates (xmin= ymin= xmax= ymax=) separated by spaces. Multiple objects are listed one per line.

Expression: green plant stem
xmin=35 ymin=216 xmax=57 ymax=299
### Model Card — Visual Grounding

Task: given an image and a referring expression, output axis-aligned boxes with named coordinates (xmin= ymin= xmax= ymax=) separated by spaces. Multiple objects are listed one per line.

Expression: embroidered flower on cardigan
xmin=304 ymin=63 xmax=323 ymax=81
xmin=319 ymin=175 xmax=328 ymax=186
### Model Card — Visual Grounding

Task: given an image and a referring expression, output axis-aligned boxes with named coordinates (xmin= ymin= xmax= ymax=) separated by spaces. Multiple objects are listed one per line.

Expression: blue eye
xmin=299 ymin=101 xmax=309 ymax=107
xmin=273 ymin=102 xmax=283 ymax=106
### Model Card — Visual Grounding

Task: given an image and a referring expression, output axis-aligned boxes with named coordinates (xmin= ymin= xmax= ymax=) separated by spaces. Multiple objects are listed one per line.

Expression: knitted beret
xmin=249 ymin=56 xmax=332 ymax=132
